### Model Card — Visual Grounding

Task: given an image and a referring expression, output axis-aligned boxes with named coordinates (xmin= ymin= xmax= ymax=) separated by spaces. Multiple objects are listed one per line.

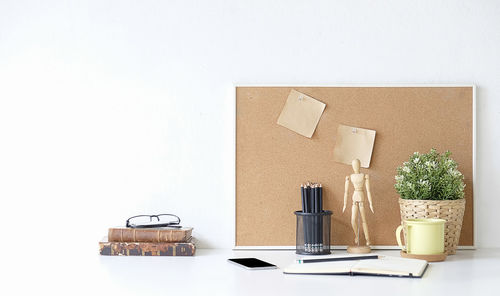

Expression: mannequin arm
xmin=343 ymin=176 xmax=349 ymax=213
xmin=365 ymin=174 xmax=374 ymax=213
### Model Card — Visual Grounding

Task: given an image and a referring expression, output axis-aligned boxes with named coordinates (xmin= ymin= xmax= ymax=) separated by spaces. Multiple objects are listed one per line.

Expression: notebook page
xmin=351 ymin=257 xmax=427 ymax=277
xmin=283 ymin=261 xmax=357 ymax=274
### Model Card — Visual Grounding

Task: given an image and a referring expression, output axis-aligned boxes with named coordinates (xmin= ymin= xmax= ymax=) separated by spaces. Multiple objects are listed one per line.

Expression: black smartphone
xmin=227 ymin=258 xmax=277 ymax=270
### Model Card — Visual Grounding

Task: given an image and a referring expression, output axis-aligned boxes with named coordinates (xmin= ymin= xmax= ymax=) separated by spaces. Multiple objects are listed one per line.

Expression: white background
xmin=0 ymin=0 xmax=499 ymax=293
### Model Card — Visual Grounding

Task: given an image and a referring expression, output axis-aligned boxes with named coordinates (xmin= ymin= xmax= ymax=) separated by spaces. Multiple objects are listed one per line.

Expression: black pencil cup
xmin=294 ymin=210 xmax=332 ymax=255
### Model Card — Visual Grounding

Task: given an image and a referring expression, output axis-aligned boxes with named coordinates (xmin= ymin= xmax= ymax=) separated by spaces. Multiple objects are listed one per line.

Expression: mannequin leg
xmin=359 ymin=202 xmax=371 ymax=246
xmin=351 ymin=203 xmax=359 ymax=245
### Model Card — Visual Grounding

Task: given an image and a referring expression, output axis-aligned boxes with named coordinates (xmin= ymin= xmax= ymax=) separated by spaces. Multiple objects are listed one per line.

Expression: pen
xmin=297 ymin=255 xmax=379 ymax=264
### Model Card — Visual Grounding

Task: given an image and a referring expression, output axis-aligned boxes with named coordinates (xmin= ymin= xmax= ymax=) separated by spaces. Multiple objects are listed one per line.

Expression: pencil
xmin=305 ymin=183 xmax=311 ymax=252
xmin=319 ymin=184 xmax=323 ymax=212
xmin=313 ymin=184 xmax=319 ymax=252
xmin=300 ymin=184 xmax=307 ymax=251
xmin=319 ymin=184 xmax=323 ymax=252
xmin=301 ymin=184 xmax=305 ymax=213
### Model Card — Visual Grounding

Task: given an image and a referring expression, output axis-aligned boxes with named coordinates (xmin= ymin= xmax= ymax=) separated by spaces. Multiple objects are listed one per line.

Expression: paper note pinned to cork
xmin=277 ymin=90 xmax=326 ymax=138
xmin=333 ymin=124 xmax=376 ymax=168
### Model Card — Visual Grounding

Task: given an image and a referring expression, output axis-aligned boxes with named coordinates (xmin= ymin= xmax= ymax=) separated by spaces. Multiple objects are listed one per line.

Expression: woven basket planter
xmin=399 ymin=198 xmax=465 ymax=255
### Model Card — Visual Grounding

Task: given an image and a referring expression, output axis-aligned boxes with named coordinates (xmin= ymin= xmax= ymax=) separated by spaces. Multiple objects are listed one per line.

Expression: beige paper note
xmin=333 ymin=124 xmax=376 ymax=168
xmin=277 ymin=90 xmax=326 ymax=138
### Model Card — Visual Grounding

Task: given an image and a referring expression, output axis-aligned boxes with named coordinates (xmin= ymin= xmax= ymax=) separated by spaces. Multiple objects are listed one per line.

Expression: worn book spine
xmin=108 ymin=227 xmax=193 ymax=243
xmin=99 ymin=239 xmax=195 ymax=256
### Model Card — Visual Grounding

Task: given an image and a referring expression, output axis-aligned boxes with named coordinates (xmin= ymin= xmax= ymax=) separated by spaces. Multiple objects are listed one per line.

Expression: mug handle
xmin=396 ymin=225 xmax=406 ymax=251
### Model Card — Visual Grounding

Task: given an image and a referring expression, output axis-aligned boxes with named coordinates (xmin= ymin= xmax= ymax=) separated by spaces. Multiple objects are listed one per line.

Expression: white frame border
xmin=232 ymin=84 xmax=476 ymax=251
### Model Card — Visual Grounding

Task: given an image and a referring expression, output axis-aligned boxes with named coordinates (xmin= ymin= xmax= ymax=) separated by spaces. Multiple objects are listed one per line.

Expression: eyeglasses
xmin=126 ymin=214 xmax=181 ymax=228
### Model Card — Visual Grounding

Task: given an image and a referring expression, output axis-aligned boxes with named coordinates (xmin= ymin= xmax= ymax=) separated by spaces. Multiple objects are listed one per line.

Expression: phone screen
xmin=228 ymin=258 xmax=277 ymax=269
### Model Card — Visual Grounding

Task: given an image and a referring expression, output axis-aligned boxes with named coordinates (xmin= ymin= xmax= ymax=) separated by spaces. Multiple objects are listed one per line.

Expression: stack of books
xmin=99 ymin=227 xmax=195 ymax=256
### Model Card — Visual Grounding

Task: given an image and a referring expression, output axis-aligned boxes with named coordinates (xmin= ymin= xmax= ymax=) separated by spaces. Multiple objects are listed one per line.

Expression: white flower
xmin=395 ymin=175 xmax=404 ymax=181
xmin=413 ymin=157 xmax=420 ymax=164
xmin=402 ymin=166 xmax=411 ymax=173
xmin=425 ymin=161 xmax=436 ymax=168
xmin=418 ymin=179 xmax=429 ymax=186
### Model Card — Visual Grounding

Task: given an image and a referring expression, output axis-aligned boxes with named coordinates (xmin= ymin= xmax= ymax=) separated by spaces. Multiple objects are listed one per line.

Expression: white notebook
xmin=283 ymin=256 xmax=428 ymax=278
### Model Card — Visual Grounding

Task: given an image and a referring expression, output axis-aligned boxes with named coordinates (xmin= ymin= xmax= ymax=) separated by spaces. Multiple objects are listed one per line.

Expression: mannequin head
xmin=352 ymin=159 xmax=361 ymax=173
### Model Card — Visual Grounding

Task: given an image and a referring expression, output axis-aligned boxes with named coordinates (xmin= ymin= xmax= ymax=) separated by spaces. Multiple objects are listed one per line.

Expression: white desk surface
xmin=95 ymin=249 xmax=500 ymax=296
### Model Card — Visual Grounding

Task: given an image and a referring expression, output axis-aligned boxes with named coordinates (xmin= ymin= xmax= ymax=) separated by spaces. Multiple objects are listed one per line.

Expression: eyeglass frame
xmin=125 ymin=214 xmax=181 ymax=228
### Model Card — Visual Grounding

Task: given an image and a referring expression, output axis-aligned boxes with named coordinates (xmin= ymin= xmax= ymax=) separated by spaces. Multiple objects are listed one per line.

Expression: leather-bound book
xmin=99 ymin=237 xmax=195 ymax=256
xmin=108 ymin=227 xmax=193 ymax=243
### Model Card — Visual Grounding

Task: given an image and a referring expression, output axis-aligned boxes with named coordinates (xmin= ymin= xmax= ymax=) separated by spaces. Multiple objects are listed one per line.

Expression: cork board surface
xmin=236 ymin=86 xmax=474 ymax=247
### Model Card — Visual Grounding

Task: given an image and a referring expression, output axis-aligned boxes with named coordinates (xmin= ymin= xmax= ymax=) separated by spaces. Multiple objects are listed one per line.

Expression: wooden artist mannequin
xmin=343 ymin=159 xmax=374 ymax=253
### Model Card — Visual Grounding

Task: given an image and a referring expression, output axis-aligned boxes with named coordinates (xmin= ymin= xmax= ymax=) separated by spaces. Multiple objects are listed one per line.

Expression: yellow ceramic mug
xmin=395 ymin=218 xmax=445 ymax=255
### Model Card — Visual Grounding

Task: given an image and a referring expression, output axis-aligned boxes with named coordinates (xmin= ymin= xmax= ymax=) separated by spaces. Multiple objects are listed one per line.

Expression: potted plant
xmin=394 ymin=149 xmax=466 ymax=254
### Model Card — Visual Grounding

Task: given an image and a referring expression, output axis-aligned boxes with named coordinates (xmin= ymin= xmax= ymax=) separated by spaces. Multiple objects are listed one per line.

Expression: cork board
xmin=236 ymin=86 xmax=474 ymax=247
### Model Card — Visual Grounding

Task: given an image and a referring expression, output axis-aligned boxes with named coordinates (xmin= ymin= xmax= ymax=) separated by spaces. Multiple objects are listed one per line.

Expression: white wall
xmin=1 ymin=0 xmax=499 ymax=259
